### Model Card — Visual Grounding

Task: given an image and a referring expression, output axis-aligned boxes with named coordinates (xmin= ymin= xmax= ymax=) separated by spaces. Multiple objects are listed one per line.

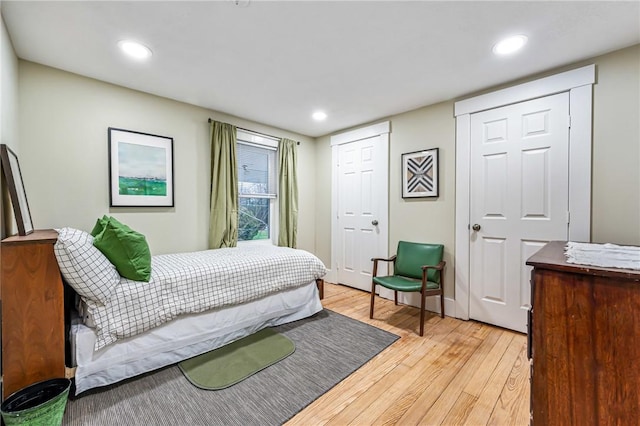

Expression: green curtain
xmin=208 ymin=121 xmax=238 ymax=248
xmin=278 ymin=138 xmax=298 ymax=248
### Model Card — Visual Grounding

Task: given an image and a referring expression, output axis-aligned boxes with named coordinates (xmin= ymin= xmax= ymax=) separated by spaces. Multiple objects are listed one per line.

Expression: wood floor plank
xmin=328 ymin=333 xmax=467 ymax=425
xmin=487 ymin=342 xmax=531 ymax=426
xmin=287 ymin=338 xmax=414 ymax=425
xmin=463 ymin=331 xmax=516 ymax=397
xmin=400 ymin=318 xmax=466 ymax=368
xmin=333 ymin=364 xmax=412 ymax=425
xmin=285 ymin=283 xmax=530 ymax=426
xmin=465 ymin=333 xmax=527 ymax=425
xmin=440 ymin=391 xmax=478 ymax=426
xmin=413 ymin=331 xmax=500 ymax=424
xmin=391 ymin=332 xmax=486 ymax=424
xmin=347 ymin=329 xmax=481 ymax=425
xmin=374 ymin=331 xmax=484 ymax=426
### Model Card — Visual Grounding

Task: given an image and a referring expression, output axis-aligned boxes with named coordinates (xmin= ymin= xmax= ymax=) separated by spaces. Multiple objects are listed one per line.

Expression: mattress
xmin=71 ymin=280 xmax=322 ymax=395
xmin=85 ymin=245 xmax=327 ymax=349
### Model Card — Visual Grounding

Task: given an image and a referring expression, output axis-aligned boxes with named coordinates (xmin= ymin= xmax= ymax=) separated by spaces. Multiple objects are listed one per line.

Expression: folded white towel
xmin=565 ymin=242 xmax=640 ymax=270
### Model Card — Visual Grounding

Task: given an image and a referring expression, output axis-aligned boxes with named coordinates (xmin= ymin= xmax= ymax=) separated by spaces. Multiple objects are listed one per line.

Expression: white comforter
xmin=84 ymin=245 xmax=327 ymax=350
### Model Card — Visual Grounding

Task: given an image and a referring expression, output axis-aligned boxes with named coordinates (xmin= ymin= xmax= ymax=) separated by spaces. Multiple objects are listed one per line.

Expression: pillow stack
xmin=91 ymin=215 xmax=152 ymax=282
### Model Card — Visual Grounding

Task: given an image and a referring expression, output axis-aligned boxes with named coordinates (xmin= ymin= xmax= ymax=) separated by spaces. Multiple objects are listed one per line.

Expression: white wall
xmin=13 ymin=41 xmax=640 ymax=283
xmin=315 ymin=101 xmax=456 ymax=297
xmin=590 ymin=45 xmax=640 ymax=245
xmin=387 ymin=102 xmax=455 ymax=296
xmin=455 ymin=44 xmax=640 ymax=245
xmin=315 ymin=44 xmax=640 ymax=300
xmin=18 ymin=61 xmax=317 ymax=255
xmin=0 ymin=14 xmax=19 ymax=238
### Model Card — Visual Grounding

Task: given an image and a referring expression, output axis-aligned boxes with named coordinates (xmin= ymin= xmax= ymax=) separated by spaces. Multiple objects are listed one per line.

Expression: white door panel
xmin=337 ymin=136 xmax=384 ymax=291
xmin=469 ymin=92 xmax=570 ymax=332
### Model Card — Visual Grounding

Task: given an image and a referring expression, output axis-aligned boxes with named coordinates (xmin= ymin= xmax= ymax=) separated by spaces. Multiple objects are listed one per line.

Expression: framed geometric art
xmin=108 ymin=128 xmax=174 ymax=207
xmin=401 ymin=148 xmax=439 ymax=198
xmin=0 ymin=144 xmax=34 ymax=235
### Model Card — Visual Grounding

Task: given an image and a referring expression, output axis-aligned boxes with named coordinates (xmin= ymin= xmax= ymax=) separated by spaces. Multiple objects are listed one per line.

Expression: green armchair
xmin=370 ymin=241 xmax=446 ymax=336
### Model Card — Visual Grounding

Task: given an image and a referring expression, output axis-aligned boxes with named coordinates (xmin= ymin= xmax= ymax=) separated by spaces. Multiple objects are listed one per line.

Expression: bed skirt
xmin=71 ymin=280 xmax=322 ymax=395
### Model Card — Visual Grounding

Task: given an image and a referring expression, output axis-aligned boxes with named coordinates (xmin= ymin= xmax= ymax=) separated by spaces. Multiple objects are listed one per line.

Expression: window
xmin=237 ymin=131 xmax=277 ymax=243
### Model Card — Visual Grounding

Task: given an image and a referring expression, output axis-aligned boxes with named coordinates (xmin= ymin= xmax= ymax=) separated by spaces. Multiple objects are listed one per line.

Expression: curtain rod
xmin=208 ymin=118 xmax=300 ymax=145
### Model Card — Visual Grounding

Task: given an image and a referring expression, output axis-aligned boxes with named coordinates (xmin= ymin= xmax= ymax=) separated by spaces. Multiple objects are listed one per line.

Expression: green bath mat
xmin=178 ymin=328 xmax=295 ymax=390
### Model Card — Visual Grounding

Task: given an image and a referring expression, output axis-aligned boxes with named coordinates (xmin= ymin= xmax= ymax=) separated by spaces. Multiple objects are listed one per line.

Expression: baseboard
xmin=426 ymin=296 xmax=455 ymax=317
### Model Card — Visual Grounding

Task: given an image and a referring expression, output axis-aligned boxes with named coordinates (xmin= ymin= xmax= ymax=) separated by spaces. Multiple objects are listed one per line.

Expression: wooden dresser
xmin=1 ymin=229 xmax=66 ymax=398
xmin=526 ymin=241 xmax=640 ymax=425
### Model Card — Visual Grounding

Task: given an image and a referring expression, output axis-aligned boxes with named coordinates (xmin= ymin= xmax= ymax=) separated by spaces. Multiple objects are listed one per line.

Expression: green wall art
xmin=108 ymin=128 xmax=174 ymax=207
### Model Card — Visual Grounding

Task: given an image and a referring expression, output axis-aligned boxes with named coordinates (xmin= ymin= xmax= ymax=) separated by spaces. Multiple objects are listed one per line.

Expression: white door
xmin=469 ymin=92 xmax=570 ymax=332
xmin=336 ymin=136 xmax=385 ymax=291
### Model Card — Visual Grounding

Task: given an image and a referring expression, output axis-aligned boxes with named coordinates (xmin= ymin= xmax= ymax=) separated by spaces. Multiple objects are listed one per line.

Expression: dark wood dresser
xmin=526 ymin=241 xmax=640 ymax=425
xmin=1 ymin=229 xmax=66 ymax=399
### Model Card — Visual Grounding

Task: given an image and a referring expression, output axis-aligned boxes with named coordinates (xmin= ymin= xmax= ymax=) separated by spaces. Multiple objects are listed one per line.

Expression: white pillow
xmin=54 ymin=227 xmax=120 ymax=304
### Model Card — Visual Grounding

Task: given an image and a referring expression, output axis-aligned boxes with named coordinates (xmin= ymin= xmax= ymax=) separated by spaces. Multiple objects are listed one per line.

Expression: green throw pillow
xmin=90 ymin=215 xmax=110 ymax=237
xmin=93 ymin=216 xmax=152 ymax=282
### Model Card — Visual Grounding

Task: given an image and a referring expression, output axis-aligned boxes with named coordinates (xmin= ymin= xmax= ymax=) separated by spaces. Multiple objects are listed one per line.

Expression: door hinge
xmin=568 ymin=115 xmax=571 ymax=128
xmin=567 ymin=211 xmax=570 ymax=224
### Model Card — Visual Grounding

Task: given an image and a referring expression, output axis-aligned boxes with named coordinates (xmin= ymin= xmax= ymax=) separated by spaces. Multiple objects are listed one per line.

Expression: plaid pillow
xmin=54 ymin=227 xmax=120 ymax=304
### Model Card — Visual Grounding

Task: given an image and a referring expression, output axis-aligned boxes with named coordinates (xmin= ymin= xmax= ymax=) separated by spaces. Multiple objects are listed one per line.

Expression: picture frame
xmin=108 ymin=128 xmax=174 ymax=207
xmin=402 ymin=148 xmax=439 ymax=198
xmin=0 ymin=144 xmax=34 ymax=235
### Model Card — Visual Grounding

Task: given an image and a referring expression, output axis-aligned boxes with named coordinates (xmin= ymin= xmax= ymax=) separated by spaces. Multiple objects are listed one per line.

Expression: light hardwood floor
xmin=287 ymin=282 xmax=530 ymax=425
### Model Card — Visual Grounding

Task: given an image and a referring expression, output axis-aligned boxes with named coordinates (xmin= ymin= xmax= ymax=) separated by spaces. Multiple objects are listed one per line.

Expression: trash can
xmin=1 ymin=378 xmax=71 ymax=426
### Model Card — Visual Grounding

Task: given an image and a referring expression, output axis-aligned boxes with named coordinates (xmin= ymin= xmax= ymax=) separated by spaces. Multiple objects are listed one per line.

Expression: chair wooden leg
xmin=419 ymin=292 xmax=426 ymax=336
xmin=369 ymin=282 xmax=376 ymax=319
xmin=439 ymin=269 xmax=445 ymax=318
xmin=394 ymin=291 xmax=398 ymax=305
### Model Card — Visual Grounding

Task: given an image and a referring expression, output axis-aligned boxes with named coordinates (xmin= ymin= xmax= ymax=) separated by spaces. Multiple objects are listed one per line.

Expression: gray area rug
xmin=63 ymin=309 xmax=399 ymax=425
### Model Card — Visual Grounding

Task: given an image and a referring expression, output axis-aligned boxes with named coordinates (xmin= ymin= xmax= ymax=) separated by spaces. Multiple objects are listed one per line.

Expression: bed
xmin=54 ymin=227 xmax=326 ymax=395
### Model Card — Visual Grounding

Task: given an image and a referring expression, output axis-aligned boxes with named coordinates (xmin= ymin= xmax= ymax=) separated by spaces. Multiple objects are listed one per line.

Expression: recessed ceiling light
xmin=312 ymin=111 xmax=327 ymax=121
xmin=118 ymin=40 xmax=152 ymax=60
xmin=492 ymin=35 xmax=528 ymax=55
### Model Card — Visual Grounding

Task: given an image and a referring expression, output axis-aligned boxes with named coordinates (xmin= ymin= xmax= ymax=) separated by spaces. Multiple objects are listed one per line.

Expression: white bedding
xmin=86 ymin=245 xmax=327 ymax=349
xmin=71 ymin=280 xmax=322 ymax=395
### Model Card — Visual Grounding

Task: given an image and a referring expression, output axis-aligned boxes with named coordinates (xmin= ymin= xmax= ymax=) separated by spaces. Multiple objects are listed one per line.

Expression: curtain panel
xmin=278 ymin=138 xmax=298 ymax=248
xmin=208 ymin=121 xmax=239 ymax=248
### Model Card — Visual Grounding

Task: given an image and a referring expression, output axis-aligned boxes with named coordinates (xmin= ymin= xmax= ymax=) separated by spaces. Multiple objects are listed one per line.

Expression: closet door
xmin=469 ymin=92 xmax=570 ymax=332
xmin=336 ymin=136 xmax=385 ymax=291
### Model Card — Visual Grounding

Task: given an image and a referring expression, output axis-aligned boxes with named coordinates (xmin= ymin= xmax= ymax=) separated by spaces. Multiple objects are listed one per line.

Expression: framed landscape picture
xmin=108 ymin=128 xmax=174 ymax=207
xmin=402 ymin=148 xmax=439 ymax=198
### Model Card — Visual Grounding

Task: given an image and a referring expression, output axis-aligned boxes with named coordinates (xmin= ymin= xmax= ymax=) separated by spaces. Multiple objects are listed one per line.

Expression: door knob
xmin=372 ymin=220 xmax=379 ymax=226
xmin=472 ymin=224 xmax=481 ymax=231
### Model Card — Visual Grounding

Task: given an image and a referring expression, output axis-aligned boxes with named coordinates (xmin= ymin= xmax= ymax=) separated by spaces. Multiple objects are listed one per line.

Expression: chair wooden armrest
xmin=371 ymin=255 xmax=396 ymax=278
xmin=421 ymin=260 xmax=446 ymax=271
xmin=371 ymin=255 xmax=397 ymax=263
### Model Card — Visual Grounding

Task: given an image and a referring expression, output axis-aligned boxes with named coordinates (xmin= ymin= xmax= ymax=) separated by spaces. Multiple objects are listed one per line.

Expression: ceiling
xmin=2 ymin=1 xmax=639 ymax=138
